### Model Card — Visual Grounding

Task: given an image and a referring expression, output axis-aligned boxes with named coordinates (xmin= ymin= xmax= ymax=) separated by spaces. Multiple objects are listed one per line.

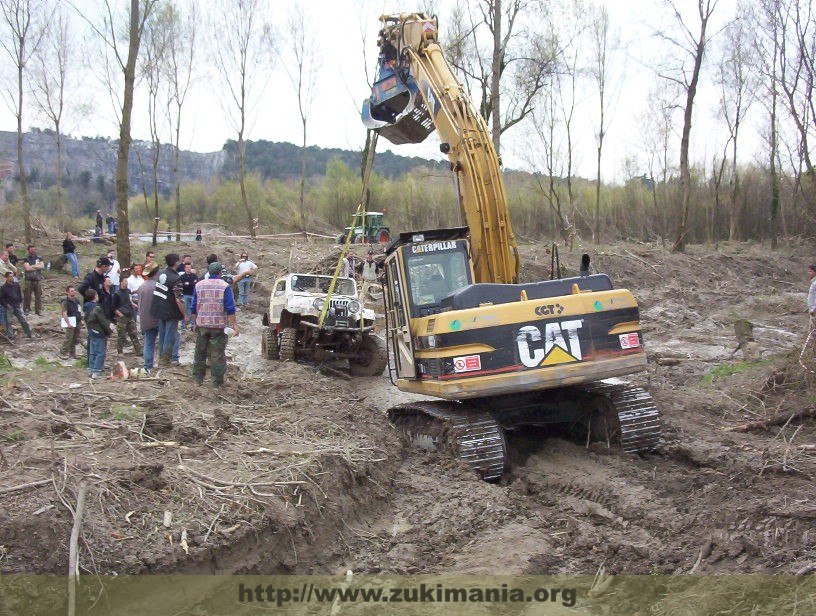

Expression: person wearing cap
xmin=151 ymin=253 xmax=186 ymax=366
xmin=191 ymin=262 xmax=238 ymax=386
xmin=234 ymin=252 xmax=258 ymax=307
xmin=136 ymin=263 xmax=160 ymax=373
xmin=77 ymin=257 xmax=113 ymax=320
xmin=360 ymin=250 xmax=380 ymax=302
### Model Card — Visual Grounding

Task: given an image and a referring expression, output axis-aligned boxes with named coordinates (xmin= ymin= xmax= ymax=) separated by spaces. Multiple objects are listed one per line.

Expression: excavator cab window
xmin=402 ymin=242 xmax=472 ymax=317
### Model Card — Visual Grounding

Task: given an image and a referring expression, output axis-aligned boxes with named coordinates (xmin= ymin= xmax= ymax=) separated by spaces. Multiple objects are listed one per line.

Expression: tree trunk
xmin=299 ymin=116 xmax=307 ymax=235
xmin=115 ymin=0 xmax=143 ymax=269
xmin=237 ymin=134 xmax=255 ymax=239
xmin=55 ymin=127 xmax=64 ymax=229
xmin=490 ymin=0 xmax=502 ymax=154
xmin=17 ymin=60 xmax=30 ymax=243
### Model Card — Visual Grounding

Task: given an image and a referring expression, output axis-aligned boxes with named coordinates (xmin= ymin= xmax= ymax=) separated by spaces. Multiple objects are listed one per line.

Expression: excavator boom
xmin=363 ymin=13 xmax=519 ymax=286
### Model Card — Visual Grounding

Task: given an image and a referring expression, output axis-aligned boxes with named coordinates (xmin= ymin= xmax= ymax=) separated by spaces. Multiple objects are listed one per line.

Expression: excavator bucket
xmin=362 ymin=64 xmax=434 ymax=145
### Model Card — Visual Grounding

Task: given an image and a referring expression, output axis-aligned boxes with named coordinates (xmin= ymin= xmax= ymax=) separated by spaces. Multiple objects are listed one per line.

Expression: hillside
xmin=0 ymin=130 xmax=445 ymax=196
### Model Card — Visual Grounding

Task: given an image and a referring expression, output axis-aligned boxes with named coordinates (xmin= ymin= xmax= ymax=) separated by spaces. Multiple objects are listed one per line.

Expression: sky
xmin=0 ymin=0 xmax=752 ymax=184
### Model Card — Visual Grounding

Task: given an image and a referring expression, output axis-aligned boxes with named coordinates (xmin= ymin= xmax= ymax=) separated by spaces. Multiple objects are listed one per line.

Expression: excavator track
xmin=388 ymin=401 xmax=507 ymax=482
xmin=579 ymin=379 xmax=661 ymax=453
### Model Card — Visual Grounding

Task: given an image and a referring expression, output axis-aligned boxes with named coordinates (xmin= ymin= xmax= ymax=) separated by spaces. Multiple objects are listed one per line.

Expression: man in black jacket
xmin=0 ymin=271 xmax=32 ymax=339
xmin=151 ymin=253 xmax=185 ymax=366
xmin=78 ymin=257 xmax=113 ymax=319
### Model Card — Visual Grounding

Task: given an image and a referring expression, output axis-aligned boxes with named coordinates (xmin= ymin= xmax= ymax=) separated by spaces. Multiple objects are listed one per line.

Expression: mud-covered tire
xmin=262 ymin=328 xmax=279 ymax=360
xmin=349 ymin=334 xmax=388 ymax=377
xmin=279 ymin=327 xmax=298 ymax=362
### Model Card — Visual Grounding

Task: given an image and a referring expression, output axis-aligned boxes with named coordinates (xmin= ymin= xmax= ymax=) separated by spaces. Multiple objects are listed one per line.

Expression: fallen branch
xmin=723 ymin=407 xmax=816 ymax=433
xmin=68 ymin=481 xmax=89 ymax=616
xmin=0 ymin=477 xmax=52 ymax=495
xmin=623 ymin=250 xmax=659 ymax=273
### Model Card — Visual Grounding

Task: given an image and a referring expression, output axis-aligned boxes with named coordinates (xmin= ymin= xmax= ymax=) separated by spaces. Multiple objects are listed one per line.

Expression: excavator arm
xmin=362 ymin=13 xmax=520 ymax=285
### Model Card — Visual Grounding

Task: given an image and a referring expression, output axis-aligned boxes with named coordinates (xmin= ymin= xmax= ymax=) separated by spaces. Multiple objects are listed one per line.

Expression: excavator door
xmin=383 ymin=256 xmax=416 ymax=379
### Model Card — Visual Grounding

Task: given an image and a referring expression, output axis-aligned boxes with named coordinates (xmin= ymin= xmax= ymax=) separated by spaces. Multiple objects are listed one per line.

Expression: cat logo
xmin=516 ymin=320 xmax=584 ymax=368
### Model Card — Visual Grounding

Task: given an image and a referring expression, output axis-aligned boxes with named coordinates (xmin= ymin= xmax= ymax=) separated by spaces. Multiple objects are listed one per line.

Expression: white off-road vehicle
xmin=261 ymin=273 xmax=387 ymax=376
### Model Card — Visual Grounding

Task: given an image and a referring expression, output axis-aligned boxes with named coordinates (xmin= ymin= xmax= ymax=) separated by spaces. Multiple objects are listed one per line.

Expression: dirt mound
xmin=2 ymin=236 xmax=816 ymax=581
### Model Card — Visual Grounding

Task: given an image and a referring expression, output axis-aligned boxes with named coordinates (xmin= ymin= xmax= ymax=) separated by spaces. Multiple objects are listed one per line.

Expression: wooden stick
xmin=724 ymin=407 xmax=816 ymax=432
xmin=0 ymin=477 xmax=52 ymax=495
xmin=68 ymin=481 xmax=89 ymax=616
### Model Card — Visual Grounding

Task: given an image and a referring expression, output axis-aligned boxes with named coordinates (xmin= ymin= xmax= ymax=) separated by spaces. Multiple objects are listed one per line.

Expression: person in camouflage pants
xmin=191 ymin=262 xmax=238 ymax=386
xmin=112 ymin=278 xmax=142 ymax=355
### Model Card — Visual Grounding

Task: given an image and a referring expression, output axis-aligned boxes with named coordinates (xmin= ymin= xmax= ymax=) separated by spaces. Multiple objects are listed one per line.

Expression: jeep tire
xmin=349 ymin=334 xmax=388 ymax=377
xmin=262 ymin=327 xmax=279 ymax=360
xmin=280 ymin=327 xmax=298 ymax=362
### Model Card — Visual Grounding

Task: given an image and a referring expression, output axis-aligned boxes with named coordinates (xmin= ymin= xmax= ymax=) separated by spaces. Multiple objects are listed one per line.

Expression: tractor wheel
xmin=279 ymin=327 xmax=298 ymax=362
xmin=262 ymin=328 xmax=279 ymax=360
xmin=378 ymin=229 xmax=390 ymax=243
xmin=349 ymin=335 xmax=388 ymax=377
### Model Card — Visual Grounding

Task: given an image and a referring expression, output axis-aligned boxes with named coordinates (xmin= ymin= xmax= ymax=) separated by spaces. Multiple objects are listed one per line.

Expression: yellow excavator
xmin=362 ymin=13 xmax=659 ymax=481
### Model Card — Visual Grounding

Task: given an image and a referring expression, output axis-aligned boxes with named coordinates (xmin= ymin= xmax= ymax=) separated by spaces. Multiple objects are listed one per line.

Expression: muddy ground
xmin=2 ymin=234 xmax=816 ymax=591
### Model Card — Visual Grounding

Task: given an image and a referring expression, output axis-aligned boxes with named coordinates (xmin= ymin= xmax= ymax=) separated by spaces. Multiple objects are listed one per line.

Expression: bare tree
xmin=211 ymin=0 xmax=270 ymax=240
xmin=656 ymin=0 xmax=721 ymax=253
xmin=446 ymin=0 xmax=556 ymax=155
xmin=588 ymin=2 xmax=620 ymax=245
xmin=281 ymin=5 xmax=319 ymax=236
xmin=31 ymin=6 xmax=75 ymax=229
xmin=161 ymin=0 xmax=195 ymax=242
xmin=79 ymin=0 xmax=159 ymax=267
xmin=143 ymin=6 xmax=168 ymax=246
xmin=715 ymin=10 xmax=757 ymax=241
xmin=756 ymin=0 xmax=783 ymax=249
xmin=0 ymin=0 xmax=47 ymax=242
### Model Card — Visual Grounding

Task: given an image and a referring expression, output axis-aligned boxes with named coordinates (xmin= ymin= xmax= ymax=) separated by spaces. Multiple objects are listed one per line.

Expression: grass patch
xmin=701 ymin=358 xmax=774 ymax=386
xmin=73 ymin=357 xmax=88 ymax=368
xmin=0 ymin=354 xmax=18 ymax=371
xmin=107 ymin=404 xmax=144 ymax=421
xmin=4 ymin=429 xmax=25 ymax=442
xmin=33 ymin=356 xmax=60 ymax=370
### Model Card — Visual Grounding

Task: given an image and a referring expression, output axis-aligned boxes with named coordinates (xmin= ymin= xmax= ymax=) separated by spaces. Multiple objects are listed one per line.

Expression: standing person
xmin=22 ymin=244 xmax=45 ymax=315
xmin=0 ymin=249 xmax=17 ymax=278
xmin=112 ymin=278 xmax=142 ymax=355
xmin=60 ymin=285 xmax=83 ymax=359
xmin=106 ymin=214 xmax=115 ymax=234
xmin=234 ymin=252 xmax=258 ymax=308
xmin=808 ymin=264 xmax=816 ymax=328
xmin=137 ymin=264 xmax=160 ymax=373
xmin=5 ymin=243 xmax=18 ymax=267
xmin=360 ymin=250 xmax=380 ymax=302
xmin=191 ymin=262 xmax=238 ymax=386
xmin=106 ymin=249 xmax=121 ymax=287
xmin=83 ymin=288 xmax=113 ymax=378
xmin=151 ymin=253 xmax=185 ymax=366
xmin=179 ymin=263 xmax=198 ymax=330
xmin=126 ymin=264 xmax=144 ymax=295
xmin=78 ymin=257 xmax=113 ymax=319
xmin=0 ymin=271 xmax=32 ymax=339
xmin=63 ymin=232 xmax=80 ymax=278
xmin=195 ymin=228 xmax=202 ymax=242
xmin=144 ymin=250 xmax=156 ymax=272
xmin=340 ymin=252 xmax=357 ymax=279
xmin=96 ymin=210 xmax=104 ymax=232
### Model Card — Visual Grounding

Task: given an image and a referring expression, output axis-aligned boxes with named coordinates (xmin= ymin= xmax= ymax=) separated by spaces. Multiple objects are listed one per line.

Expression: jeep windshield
xmin=290 ymin=275 xmax=356 ymax=296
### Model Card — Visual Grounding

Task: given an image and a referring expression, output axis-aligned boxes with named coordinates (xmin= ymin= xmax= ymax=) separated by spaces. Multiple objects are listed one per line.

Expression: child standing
xmin=84 ymin=289 xmax=113 ymax=378
xmin=112 ymin=278 xmax=142 ymax=355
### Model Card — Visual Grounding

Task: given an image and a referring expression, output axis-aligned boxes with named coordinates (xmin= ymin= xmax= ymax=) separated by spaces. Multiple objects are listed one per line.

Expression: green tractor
xmin=335 ymin=211 xmax=391 ymax=244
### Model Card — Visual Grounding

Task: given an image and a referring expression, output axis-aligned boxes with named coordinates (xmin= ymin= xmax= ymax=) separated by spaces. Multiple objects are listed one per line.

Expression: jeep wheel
xmin=349 ymin=335 xmax=388 ymax=377
xmin=280 ymin=327 xmax=298 ymax=362
xmin=262 ymin=328 xmax=279 ymax=360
